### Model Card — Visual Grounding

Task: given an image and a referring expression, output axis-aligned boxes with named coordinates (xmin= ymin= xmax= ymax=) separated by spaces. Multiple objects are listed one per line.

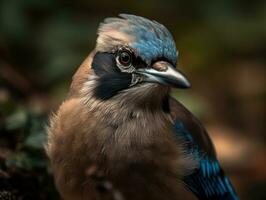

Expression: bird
xmin=46 ymin=14 xmax=239 ymax=200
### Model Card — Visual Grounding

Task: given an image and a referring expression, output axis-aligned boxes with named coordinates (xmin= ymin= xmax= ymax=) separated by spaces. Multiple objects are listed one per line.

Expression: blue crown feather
xmin=98 ymin=14 xmax=178 ymax=65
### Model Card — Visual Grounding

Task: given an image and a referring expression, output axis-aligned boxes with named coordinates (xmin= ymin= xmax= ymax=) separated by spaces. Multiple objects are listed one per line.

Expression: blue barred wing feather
xmin=170 ymin=98 xmax=239 ymax=200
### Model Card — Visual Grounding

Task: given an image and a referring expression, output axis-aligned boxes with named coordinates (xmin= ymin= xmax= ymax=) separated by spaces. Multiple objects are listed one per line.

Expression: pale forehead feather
xmin=96 ymin=14 xmax=178 ymax=65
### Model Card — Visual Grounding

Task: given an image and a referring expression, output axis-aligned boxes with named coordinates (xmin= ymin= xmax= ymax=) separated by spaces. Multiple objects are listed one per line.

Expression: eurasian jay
xmin=46 ymin=14 xmax=239 ymax=200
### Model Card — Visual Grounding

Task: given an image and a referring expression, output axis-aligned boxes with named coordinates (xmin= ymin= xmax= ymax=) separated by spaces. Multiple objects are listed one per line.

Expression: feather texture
xmin=96 ymin=14 xmax=177 ymax=65
xmin=170 ymin=98 xmax=239 ymax=200
xmin=47 ymin=14 xmax=239 ymax=200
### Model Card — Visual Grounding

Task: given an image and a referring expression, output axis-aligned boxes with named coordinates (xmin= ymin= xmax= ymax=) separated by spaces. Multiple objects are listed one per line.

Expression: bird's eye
xmin=118 ymin=50 xmax=132 ymax=67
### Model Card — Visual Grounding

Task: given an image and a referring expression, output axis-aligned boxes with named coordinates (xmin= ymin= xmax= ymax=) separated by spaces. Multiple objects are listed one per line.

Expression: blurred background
xmin=0 ymin=0 xmax=265 ymax=199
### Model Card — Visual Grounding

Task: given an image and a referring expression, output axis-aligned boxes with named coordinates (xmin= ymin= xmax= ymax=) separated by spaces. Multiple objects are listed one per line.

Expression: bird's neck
xmin=80 ymin=79 xmax=171 ymax=126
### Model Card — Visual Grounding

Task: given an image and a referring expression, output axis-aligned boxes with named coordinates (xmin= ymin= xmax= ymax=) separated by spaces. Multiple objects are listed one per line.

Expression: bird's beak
xmin=135 ymin=61 xmax=191 ymax=88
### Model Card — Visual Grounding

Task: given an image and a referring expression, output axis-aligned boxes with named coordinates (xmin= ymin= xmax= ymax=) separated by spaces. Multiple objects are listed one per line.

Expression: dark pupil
xmin=120 ymin=51 xmax=131 ymax=66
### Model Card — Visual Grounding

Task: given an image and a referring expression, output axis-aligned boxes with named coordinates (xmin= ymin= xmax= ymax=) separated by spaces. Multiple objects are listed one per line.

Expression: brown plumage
xmin=46 ymin=52 xmax=199 ymax=200
xmin=46 ymin=14 xmax=234 ymax=200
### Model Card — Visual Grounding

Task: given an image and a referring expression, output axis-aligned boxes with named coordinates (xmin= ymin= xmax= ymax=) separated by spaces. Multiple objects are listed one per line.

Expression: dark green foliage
xmin=0 ymin=95 xmax=59 ymax=199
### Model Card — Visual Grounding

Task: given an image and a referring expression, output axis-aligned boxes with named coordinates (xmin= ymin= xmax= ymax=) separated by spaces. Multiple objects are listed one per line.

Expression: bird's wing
xmin=169 ymin=97 xmax=239 ymax=200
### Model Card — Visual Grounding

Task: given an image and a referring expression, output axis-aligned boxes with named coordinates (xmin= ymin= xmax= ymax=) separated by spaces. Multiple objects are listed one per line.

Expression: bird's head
xmin=77 ymin=14 xmax=190 ymax=110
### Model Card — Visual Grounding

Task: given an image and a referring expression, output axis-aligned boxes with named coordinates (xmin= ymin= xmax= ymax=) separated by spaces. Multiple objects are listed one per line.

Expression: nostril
xmin=152 ymin=61 xmax=168 ymax=72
